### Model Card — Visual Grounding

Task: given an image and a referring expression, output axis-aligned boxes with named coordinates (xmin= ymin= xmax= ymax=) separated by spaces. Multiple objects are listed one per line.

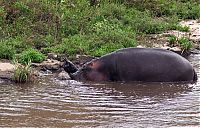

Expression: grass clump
xmin=168 ymin=35 xmax=177 ymax=46
xmin=178 ymin=37 xmax=193 ymax=51
xmin=13 ymin=60 xmax=33 ymax=83
xmin=168 ymin=35 xmax=193 ymax=51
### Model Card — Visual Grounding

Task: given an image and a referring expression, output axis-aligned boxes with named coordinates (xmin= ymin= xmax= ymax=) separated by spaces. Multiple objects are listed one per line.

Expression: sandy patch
xmin=0 ymin=63 xmax=15 ymax=72
xmin=180 ymin=20 xmax=200 ymax=41
xmin=164 ymin=19 xmax=200 ymax=44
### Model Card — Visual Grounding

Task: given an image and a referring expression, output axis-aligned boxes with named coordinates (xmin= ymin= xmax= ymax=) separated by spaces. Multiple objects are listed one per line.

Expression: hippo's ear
xmin=88 ymin=60 xmax=100 ymax=69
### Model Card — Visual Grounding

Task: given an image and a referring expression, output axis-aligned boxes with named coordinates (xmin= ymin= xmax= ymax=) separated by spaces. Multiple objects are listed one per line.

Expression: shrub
xmin=30 ymin=35 xmax=54 ymax=49
xmin=0 ymin=42 xmax=16 ymax=59
xmin=122 ymin=8 xmax=168 ymax=34
xmin=120 ymin=0 xmax=200 ymax=19
xmin=52 ymin=35 xmax=90 ymax=56
xmin=19 ymin=48 xmax=46 ymax=64
xmin=14 ymin=1 xmax=31 ymax=15
xmin=0 ymin=6 xmax=5 ymax=24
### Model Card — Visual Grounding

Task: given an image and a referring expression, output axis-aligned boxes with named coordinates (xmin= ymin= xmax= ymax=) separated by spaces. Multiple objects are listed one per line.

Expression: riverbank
xmin=1 ymin=18 xmax=200 ymax=83
xmin=0 ymin=1 xmax=200 ymax=83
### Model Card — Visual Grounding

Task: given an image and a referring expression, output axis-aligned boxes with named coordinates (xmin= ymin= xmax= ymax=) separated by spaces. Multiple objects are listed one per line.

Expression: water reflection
xmin=84 ymin=82 xmax=193 ymax=98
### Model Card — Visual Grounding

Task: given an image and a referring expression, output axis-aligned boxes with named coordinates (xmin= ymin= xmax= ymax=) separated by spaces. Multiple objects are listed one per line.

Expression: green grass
xmin=168 ymin=35 xmax=177 ymax=45
xmin=178 ymin=37 xmax=193 ymax=51
xmin=168 ymin=36 xmax=193 ymax=51
xmin=0 ymin=0 xmax=199 ymax=60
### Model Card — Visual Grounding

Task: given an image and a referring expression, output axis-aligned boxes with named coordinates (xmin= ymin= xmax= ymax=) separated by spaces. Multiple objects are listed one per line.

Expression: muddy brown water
xmin=0 ymin=54 xmax=199 ymax=128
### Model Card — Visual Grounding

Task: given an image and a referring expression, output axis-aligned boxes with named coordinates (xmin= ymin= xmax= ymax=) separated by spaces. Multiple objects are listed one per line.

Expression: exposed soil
xmin=164 ymin=19 xmax=200 ymax=47
xmin=137 ymin=19 xmax=200 ymax=49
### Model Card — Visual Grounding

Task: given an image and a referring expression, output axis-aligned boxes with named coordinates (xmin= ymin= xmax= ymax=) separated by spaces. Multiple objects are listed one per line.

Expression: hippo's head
xmin=71 ymin=60 xmax=108 ymax=82
xmin=63 ymin=58 xmax=78 ymax=74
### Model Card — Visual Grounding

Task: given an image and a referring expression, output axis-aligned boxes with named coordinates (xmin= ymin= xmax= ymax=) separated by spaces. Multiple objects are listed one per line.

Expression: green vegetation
xmin=0 ymin=41 xmax=16 ymax=59
xmin=178 ymin=37 xmax=193 ymax=51
xmin=168 ymin=35 xmax=193 ymax=51
xmin=13 ymin=60 xmax=33 ymax=83
xmin=19 ymin=48 xmax=46 ymax=64
xmin=168 ymin=35 xmax=178 ymax=46
xmin=0 ymin=0 xmax=199 ymax=60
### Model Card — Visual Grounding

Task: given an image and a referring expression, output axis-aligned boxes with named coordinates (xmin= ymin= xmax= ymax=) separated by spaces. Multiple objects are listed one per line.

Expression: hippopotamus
xmin=63 ymin=48 xmax=197 ymax=83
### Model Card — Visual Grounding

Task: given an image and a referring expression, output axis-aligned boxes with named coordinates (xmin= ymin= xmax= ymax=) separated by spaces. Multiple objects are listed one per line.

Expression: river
xmin=0 ymin=54 xmax=199 ymax=127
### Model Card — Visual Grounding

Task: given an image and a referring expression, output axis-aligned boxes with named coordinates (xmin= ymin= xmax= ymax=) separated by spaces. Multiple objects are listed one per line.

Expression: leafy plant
xmin=0 ymin=40 xmax=16 ymax=59
xmin=0 ymin=6 xmax=5 ymax=24
xmin=19 ymin=48 xmax=46 ymax=64
xmin=14 ymin=1 xmax=31 ymax=14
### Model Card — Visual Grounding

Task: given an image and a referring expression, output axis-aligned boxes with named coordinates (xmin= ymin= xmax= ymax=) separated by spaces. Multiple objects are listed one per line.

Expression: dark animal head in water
xmin=63 ymin=59 xmax=78 ymax=74
xmin=71 ymin=60 xmax=108 ymax=81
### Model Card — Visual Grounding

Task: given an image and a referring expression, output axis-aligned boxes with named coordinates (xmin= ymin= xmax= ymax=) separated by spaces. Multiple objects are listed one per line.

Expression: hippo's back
xmin=105 ymin=48 xmax=196 ymax=82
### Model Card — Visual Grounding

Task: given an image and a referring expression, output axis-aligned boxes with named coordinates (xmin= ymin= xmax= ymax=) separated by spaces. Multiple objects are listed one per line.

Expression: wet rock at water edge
xmin=161 ymin=46 xmax=191 ymax=57
xmin=57 ymin=71 xmax=71 ymax=80
xmin=0 ymin=62 xmax=15 ymax=81
xmin=47 ymin=53 xmax=58 ymax=60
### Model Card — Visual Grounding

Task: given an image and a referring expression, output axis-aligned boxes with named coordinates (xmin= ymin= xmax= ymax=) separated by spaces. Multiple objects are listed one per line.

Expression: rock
xmin=47 ymin=53 xmax=58 ymax=60
xmin=47 ymin=53 xmax=66 ymax=61
xmin=136 ymin=45 xmax=145 ymax=48
xmin=190 ymin=48 xmax=200 ymax=54
xmin=57 ymin=54 xmax=66 ymax=61
xmin=153 ymin=43 xmax=163 ymax=48
xmin=0 ymin=63 xmax=15 ymax=72
xmin=36 ymin=59 xmax=62 ymax=71
xmin=39 ymin=70 xmax=53 ymax=76
xmin=169 ymin=47 xmax=182 ymax=52
xmin=0 ymin=62 xmax=15 ymax=80
xmin=160 ymin=46 xmax=191 ymax=57
xmin=0 ymin=71 xmax=13 ymax=80
xmin=31 ymin=63 xmax=40 ymax=67
xmin=162 ymin=46 xmax=171 ymax=50
xmin=57 ymin=71 xmax=71 ymax=80
xmin=197 ymin=18 xmax=200 ymax=23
